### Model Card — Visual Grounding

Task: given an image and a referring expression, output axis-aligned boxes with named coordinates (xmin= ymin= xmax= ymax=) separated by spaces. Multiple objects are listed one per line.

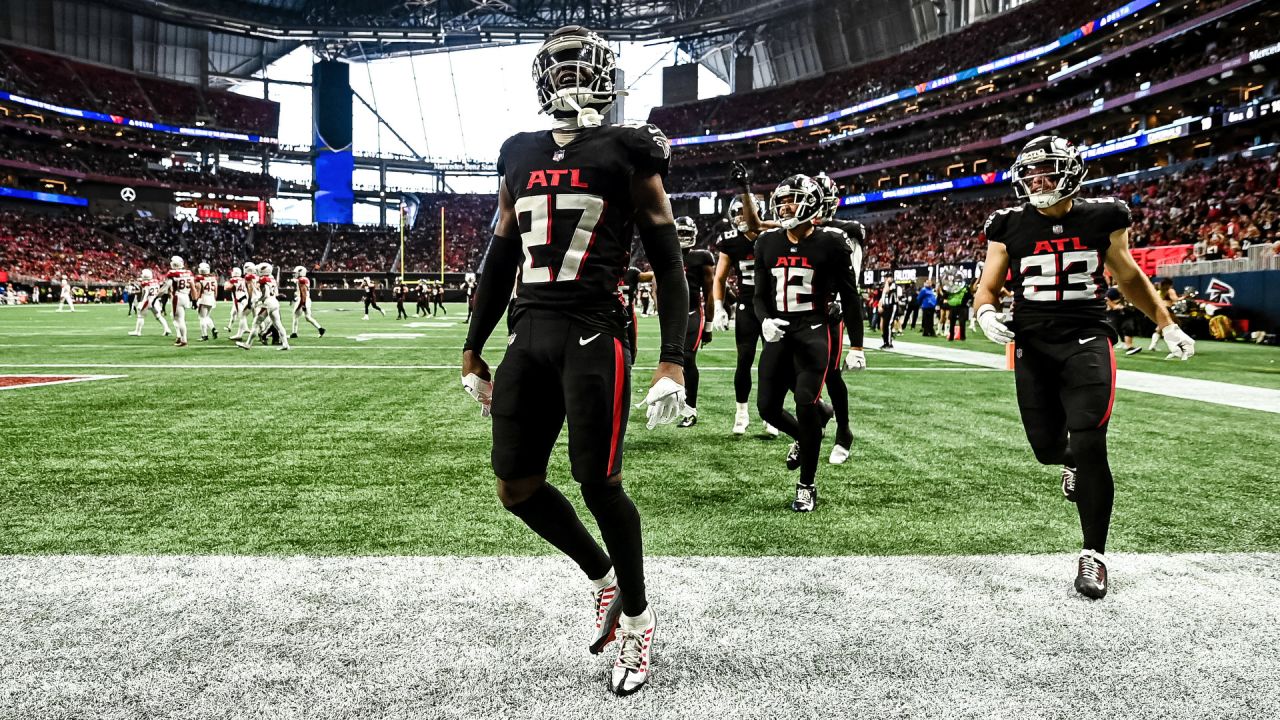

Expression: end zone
xmin=0 ymin=374 xmax=126 ymax=390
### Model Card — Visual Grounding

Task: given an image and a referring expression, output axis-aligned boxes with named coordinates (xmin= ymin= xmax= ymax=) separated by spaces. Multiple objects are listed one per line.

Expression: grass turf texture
xmin=1 ymin=302 xmax=1277 ymax=556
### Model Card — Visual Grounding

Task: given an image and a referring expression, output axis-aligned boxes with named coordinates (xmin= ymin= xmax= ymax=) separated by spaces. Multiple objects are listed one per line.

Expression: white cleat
xmin=763 ymin=422 xmax=780 ymax=437
xmin=279 ymin=345 xmax=290 ymax=351
xmin=829 ymin=444 xmax=851 ymax=465
xmin=732 ymin=408 xmax=750 ymax=435
xmin=235 ymin=341 xmax=250 ymax=350
xmin=610 ymin=608 xmax=655 ymax=696
xmin=128 ymin=331 xmax=141 ymax=336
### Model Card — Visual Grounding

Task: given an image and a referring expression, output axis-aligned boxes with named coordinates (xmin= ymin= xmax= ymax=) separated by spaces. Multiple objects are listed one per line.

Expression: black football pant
xmin=922 ymin=307 xmax=936 ymax=336
xmin=733 ymin=302 xmax=762 ymax=404
xmin=396 ymin=301 xmax=407 ymax=319
xmin=758 ymin=320 xmax=831 ymax=487
xmin=1015 ymin=332 xmax=1116 ymax=554
xmin=418 ymin=299 xmax=431 ymax=316
xmin=684 ymin=307 xmax=705 ymax=409
xmin=880 ymin=305 xmax=897 ymax=346
xmin=950 ymin=305 xmax=969 ymax=340
xmin=492 ymin=310 xmax=647 ymax=616
xmin=824 ymin=319 xmax=851 ymax=438
xmin=434 ymin=300 xmax=447 ymax=315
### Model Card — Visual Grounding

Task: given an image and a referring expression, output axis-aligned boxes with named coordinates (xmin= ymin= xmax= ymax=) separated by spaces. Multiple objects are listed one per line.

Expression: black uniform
xmin=813 ymin=218 xmax=866 ymax=443
xmin=716 ymin=228 xmax=760 ymax=405
xmin=464 ymin=278 xmax=478 ymax=322
xmin=753 ymin=226 xmax=861 ymax=487
xmin=618 ymin=266 xmax=642 ymax=358
xmin=491 ymin=124 xmax=670 ymax=484
xmin=394 ymin=284 xmax=408 ymax=319
xmin=363 ymin=283 xmax=382 ymax=315
xmin=417 ymin=283 xmax=431 ymax=316
xmin=433 ymin=285 xmax=447 ymax=314
xmin=682 ymin=247 xmax=715 ymax=411
xmin=985 ymin=197 xmax=1128 ymax=554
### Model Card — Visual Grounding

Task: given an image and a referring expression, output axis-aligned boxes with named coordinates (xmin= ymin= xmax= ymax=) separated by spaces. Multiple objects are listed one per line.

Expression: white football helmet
xmin=294 ymin=266 xmax=307 ymax=278
xmin=260 ymin=263 xmax=274 ymax=277
xmin=197 ymin=261 xmax=211 ymax=275
xmin=464 ymin=272 xmax=476 ymax=283
xmin=243 ymin=261 xmax=256 ymax=275
xmin=231 ymin=267 xmax=242 ymax=278
xmin=140 ymin=269 xmax=153 ymax=281
xmin=170 ymin=255 xmax=184 ymax=270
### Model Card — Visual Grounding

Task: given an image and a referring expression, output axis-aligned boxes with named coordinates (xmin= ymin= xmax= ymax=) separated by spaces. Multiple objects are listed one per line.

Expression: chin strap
xmin=556 ymin=94 xmax=603 ymax=128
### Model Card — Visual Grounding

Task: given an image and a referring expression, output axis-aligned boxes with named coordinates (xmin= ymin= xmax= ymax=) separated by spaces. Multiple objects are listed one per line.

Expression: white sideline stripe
xmin=890 ymin=340 xmax=1280 ymax=414
xmin=1 ymin=553 xmax=1276 ymax=719
xmin=0 ymin=374 xmax=125 ymax=390
xmin=0 ymin=362 xmax=996 ymax=373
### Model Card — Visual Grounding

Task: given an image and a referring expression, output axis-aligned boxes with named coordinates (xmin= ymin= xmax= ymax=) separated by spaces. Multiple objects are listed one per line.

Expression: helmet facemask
xmin=1012 ymin=137 xmax=1086 ymax=209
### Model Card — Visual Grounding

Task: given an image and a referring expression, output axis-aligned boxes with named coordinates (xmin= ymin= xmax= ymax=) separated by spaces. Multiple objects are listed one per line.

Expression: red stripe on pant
xmin=816 ymin=324 xmax=831 ymax=402
xmin=691 ymin=307 xmax=706 ymax=352
xmin=1098 ymin=341 xmax=1117 ymax=427
xmin=607 ymin=338 xmax=625 ymax=475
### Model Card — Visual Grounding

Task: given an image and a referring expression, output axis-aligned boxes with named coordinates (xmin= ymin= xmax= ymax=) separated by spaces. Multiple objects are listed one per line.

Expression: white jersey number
xmin=1020 ymin=251 xmax=1099 ymax=301
xmin=772 ymin=267 xmax=815 ymax=313
xmin=515 ymin=194 xmax=605 ymax=284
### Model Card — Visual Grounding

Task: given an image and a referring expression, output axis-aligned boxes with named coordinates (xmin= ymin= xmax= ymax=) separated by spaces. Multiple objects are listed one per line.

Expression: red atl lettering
xmin=1033 ymin=237 xmax=1085 ymax=254
xmin=526 ymin=169 xmax=590 ymax=190
xmin=773 ymin=256 xmax=813 ymax=268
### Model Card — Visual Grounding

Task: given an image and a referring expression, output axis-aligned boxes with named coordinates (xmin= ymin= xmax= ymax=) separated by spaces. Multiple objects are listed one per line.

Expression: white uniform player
xmin=237 ymin=263 xmax=289 ymax=351
xmin=164 ymin=256 xmax=195 ymax=347
xmin=225 ymin=267 xmax=248 ymax=338
xmin=290 ymin=266 xmax=324 ymax=338
xmin=57 ymin=275 xmax=74 ymax=312
xmin=241 ymin=262 xmax=260 ymax=339
xmin=194 ymin=262 xmax=219 ymax=341
xmin=129 ymin=269 xmax=171 ymax=336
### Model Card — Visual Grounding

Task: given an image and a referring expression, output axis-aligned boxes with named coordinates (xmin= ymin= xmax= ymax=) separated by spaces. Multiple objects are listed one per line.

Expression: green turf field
xmin=1 ymin=302 xmax=1277 ymax=557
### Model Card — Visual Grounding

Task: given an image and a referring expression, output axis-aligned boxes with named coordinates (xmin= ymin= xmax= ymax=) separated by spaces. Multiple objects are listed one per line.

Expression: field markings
xmin=1 ymin=553 xmax=1276 ymax=719
xmin=890 ymin=340 xmax=1280 ymax=414
xmin=0 ymin=362 xmax=997 ymax=373
xmin=0 ymin=374 xmax=125 ymax=390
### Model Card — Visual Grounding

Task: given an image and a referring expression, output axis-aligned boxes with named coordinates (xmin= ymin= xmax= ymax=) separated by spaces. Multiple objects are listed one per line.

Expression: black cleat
xmin=212 ymin=328 xmax=218 ymax=339
xmin=1074 ymin=551 xmax=1108 ymax=599
xmin=318 ymin=327 xmax=326 ymax=337
xmin=791 ymin=483 xmax=817 ymax=512
xmin=1061 ymin=466 xmax=1078 ymax=502
xmin=289 ymin=332 xmax=298 ymax=339
xmin=677 ymin=413 xmax=697 ymax=428
xmin=785 ymin=441 xmax=801 ymax=471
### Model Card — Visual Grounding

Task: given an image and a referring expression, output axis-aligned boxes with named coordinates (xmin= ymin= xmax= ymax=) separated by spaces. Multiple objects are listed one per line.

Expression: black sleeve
xmin=624 ymin=124 xmax=672 ymax=179
xmin=753 ymin=236 xmax=771 ymax=322
xmin=832 ymin=237 xmax=864 ymax=346
xmin=637 ymin=223 xmax=687 ymax=365
xmin=1104 ymin=198 xmax=1132 ymax=233
xmin=462 ymin=234 xmax=522 ymax=356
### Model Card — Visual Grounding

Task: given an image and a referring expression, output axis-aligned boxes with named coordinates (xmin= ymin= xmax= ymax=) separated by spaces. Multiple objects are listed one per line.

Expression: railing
xmin=1158 ymin=245 xmax=1280 ymax=276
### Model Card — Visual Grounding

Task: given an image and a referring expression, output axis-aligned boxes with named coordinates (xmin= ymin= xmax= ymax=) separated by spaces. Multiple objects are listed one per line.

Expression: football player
xmin=164 ymin=256 xmax=195 ymax=347
xmin=811 ymin=173 xmax=867 ymax=464
xmin=432 ymin=283 xmax=447 ymax=315
xmin=617 ymin=265 xmax=654 ymax=360
xmin=226 ymin=265 xmax=249 ymax=339
xmin=712 ymin=180 xmax=775 ymax=436
xmin=194 ymin=262 xmax=218 ymax=341
xmin=128 ymin=269 xmax=170 ymax=336
xmin=459 ymin=25 xmax=688 ymax=697
xmin=361 ymin=277 xmax=385 ymax=320
xmin=56 ymin=275 xmax=74 ymax=312
xmin=415 ymin=279 xmax=431 ymax=317
xmin=463 ymin=272 xmax=478 ymax=323
xmin=394 ymin=281 xmax=409 ymax=319
xmin=291 ymin=266 xmax=324 ymax=338
xmin=974 ymin=135 xmax=1196 ymax=599
xmin=753 ymin=174 xmax=863 ymax=512
xmin=237 ymin=263 xmax=289 ymax=351
xmin=677 ymin=215 xmax=715 ymax=428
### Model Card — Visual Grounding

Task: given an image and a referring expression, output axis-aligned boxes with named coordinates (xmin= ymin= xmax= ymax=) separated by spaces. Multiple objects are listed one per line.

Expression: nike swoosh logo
xmin=507 ymin=334 xmax=517 ymax=345
xmin=579 ymin=333 xmax=601 ymax=346
xmin=811 ymin=324 xmax=823 ymax=330
xmin=1079 ymin=336 xmax=1097 ymax=344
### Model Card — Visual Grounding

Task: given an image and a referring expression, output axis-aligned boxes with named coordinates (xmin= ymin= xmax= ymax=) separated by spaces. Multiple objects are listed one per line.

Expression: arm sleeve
xmin=753 ymin=239 xmax=771 ymax=322
xmin=637 ymin=222 xmax=687 ymax=365
xmin=625 ymin=124 xmax=672 ymax=179
xmin=462 ymin=234 xmax=522 ymax=356
xmin=834 ymin=241 xmax=864 ymax=346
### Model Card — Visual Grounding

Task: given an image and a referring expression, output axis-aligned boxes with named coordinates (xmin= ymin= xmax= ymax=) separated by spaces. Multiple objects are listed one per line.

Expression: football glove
xmin=461 ymin=373 xmax=493 ymax=417
xmin=761 ymin=318 xmax=790 ymax=343
xmin=711 ymin=302 xmax=731 ymax=332
xmin=729 ymin=161 xmax=750 ymax=189
xmin=976 ymin=304 xmax=1015 ymax=345
xmin=844 ymin=349 xmax=867 ymax=371
xmin=701 ymin=329 xmax=713 ymax=346
xmin=1161 ymin=323 xmax=1196 ymax=360
xmin=827 ymin=298 xmax=843 ymax=322
xmin=635 ymin=376 xmax=686 ymax=430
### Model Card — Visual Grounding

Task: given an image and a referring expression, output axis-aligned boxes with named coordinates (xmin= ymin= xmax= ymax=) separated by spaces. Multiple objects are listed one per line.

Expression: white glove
xmin=635 ymin=376 xmax=687 ymax=430
xmin=711 ymin=301 xmax=731 ymax=332
xmin=976 ymin=304 xmax=1015 ymax=345
xmin=461 ymin=373 xmax=493 ymax=417
xmin=1161 ymin=323 xmax=1196 ymax=360
xmin=844 ymin=349 xmax=867 ymax=371
xmin=761 ymin=318 xmax=790 ymax=343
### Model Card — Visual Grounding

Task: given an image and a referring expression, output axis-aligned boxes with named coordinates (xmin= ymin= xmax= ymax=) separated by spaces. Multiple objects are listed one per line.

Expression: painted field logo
xmin=0 ymin=375 xmax=124 ymax=390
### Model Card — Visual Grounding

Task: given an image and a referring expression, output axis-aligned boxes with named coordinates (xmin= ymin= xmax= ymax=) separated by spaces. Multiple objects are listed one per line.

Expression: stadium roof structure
xmin=99 ymin=0 xmax=813 ymax=54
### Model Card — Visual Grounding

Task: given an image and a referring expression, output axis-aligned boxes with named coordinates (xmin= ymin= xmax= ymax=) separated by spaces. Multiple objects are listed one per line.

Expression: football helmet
xmin=727 ymin=195 xmax=765 ymax=233
xmin=770 ymin=174 xmax=822 ymax=229
xmin=675 ymin=216 xmax=698 ymax=249
xmin=170 ymin=255 xmax=184 ymax=270
xmin=231 ymin=267 xmax=242 ymax=278
xmin=533 ymin=26 xmax=618 ymax=124
xmin=464 ymin=272 xmax=476 ymax=283
xmin=140 ymin=269 xmax=153 ymax=281
xmin=1011 ymin=135 xmax=1086 ymax=209
xmin=294 ymin=266 xmax=307 ymax=278
xmin=260 ymin=263 xmax=274 ymax=277
xmin=243 ymin=261 xmax=256 ymax=275
xmin=814 ymin=172 xmax=840 ymax=220
xmin=197 ymin=261 xmax=211 ymax=275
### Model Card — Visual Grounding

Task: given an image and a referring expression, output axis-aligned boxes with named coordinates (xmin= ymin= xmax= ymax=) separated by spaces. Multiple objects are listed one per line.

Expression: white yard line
xmin=0 ymin=362 xmax=996 ymax=372
xmin=890 ymin=340 xmax=1280 ymax=414
xmin=0 ymin=554 xmax=1276 ymax=720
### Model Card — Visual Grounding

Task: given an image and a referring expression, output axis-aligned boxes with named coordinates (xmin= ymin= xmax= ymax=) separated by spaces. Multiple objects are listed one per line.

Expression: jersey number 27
xmin=515 ymin=194 xmax=605 ymax=283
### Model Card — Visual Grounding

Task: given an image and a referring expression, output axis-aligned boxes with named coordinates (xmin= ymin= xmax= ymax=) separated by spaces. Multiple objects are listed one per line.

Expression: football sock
xmin=1069 ymin=428 xmax=1114 ymax=554
xmin=734 ymin=350 xmax=753 ymax=404
xmin=620 ymin=606 xmax=652 ymax=630
xmin=507 ymin=483 xmax=612 ymax=581
xmin=736 ymin=401 xmax=748 ymax=414
xmin=590 ymin=566 xmax=616 ymax=591
xmin=796 ymin=403 xmax=825 ymax=486
xmin=826 ymin=371 xmax=850 ymax=434
xmin=581 ymin=481 xmax=647 ymax=617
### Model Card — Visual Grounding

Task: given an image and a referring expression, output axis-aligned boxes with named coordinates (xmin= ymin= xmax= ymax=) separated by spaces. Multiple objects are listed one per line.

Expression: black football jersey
xmin=618 ymin=265 xmax=642 ymax=310
xmin=820 ymin=218 xmax=867 ymax=278
xmin=498 ymin=123 xmax=671 ymax=334
xmin=984 ymin=197 xmax=1129 ymax=336
xmin=683 ymin=248 xmax=715 ymax=311
xmin=715 ymin=229 xmax=757 ymax=303
xmin=752 ymin=227 xmax=857 ymax=321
